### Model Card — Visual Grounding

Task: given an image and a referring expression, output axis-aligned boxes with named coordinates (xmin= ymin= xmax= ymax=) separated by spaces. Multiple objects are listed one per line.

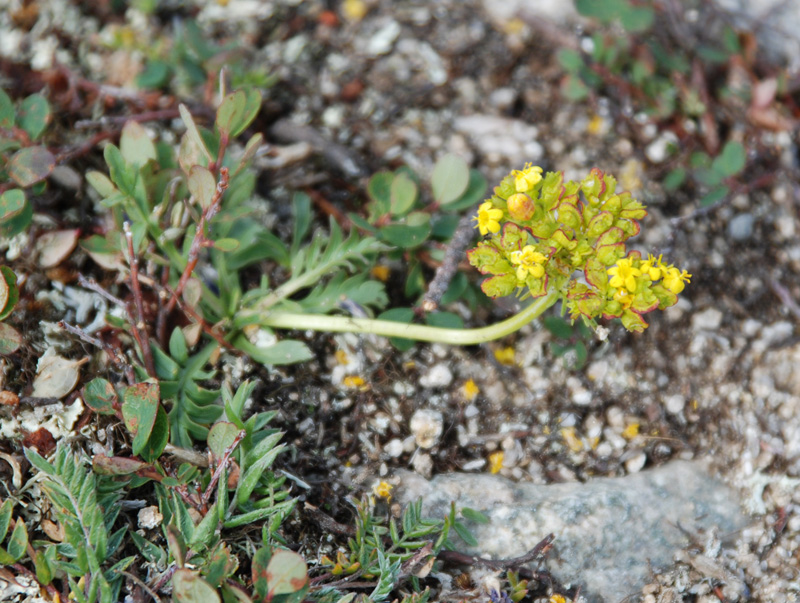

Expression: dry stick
xmin=124 ymin=222 xmax=156 ymax=378
xmin=74 ymin=108 xmax=181 ymax=130
xmin=436 ymin=533 xmax=555 ymax=571
xmin=421 ymin=212 xmax=476 ymax=312
xmin=769 ymin=278 xmax=800 ymax=320
xmin=121 ymin=570 xmax=163 ymax=603
xmin=159 ymin=283 xmax=237 ymax=352
xmin=202 ymin=428 xmax=246 ymax=506
xmin=164 ymin=167 xmax=230 ymax=316
xmin=59 ymin=320 xmax=135 ymax=385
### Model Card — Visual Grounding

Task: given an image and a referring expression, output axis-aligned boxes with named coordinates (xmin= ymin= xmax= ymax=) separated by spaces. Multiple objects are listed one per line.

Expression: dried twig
xmin=58 ymin=320 xmax=135 ymax=384
xmin=202 ymin=429 xmax=246 ymax=506
xmin=421 ymin=213 xmax=476 ymax=313
xmin=124 ymin=222 xmax=156 ymax=378
xmin=437 ymin=533 xmax=555 ymax=571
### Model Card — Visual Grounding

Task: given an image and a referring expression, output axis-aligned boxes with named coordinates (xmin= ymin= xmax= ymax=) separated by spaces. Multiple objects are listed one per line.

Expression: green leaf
xmin=432 ymin=154 xmax=470 ymax=206
xmin=460 ymin=507 xmax=489 ymax=525
xmin=137 ymin=60 xmax=171 ymax=89
xmin=390 ymin=172 xmax=418 ymax=216
xmin=213 ymin=238 xmax=240 ymax=252
xmin=216 ymin=89 xmax=262 ymax=138
xmin=543 ymin=315 xmax=574 ymax=339
xmin=711 ymin=141 xmax=746 ymax=177
xmin=265 ymin=549 xmax=308 ymax=595
xmin=425 ymin=312 xmax=463 ymax=330
xmin=233 ymin=336 xmax=314 ymax=366
xmin=122 ymin=382 xmax=161 ymax=457
xmin=92 ymin=455 xmax=149 ymax=476
xmin=557 ymin=48 xmax=584 ymax=73
xmin=17 ymin=94 xmax=51 ymax=141
xmin=188 ymin=165 xmax=217 ymax=209
xmin=0 ymin=189 xmax=31 ymax=238
xmin=0 ymin=266 xmax=19 ymax=321
xmin=663 ymin=167 xmax=686 ymax=192
xmin=7 ymin=146 xmax=54 ymax=187
xmin=172 ymin=569 xmax=221 ymax=603
xmin=561 ymin=74 xmax=590 ymax=101
xmin=189 ymin=502 xmax=219 ymax=549
xmin=0 ymin=501 xmax=12 ymax=543
xmin=0 ymin=89 xmax=13 ymax=128
xmin=179 ymin=104 xmax=213 ymax=164
xmin=367 ymin=171 xmax=393 ymax=216
xmin=139 ymin=403 xmax=169 ymax=463
xmin=700 ymin=185 xmax=729 ymax=207
xmin=0 ymin=323 xmax=22 ymax=354
xmin=208 ymin=422 xmax=241 ymax=459
xmin=452 ymin=521 xmax=478 ymax=547
xmin=237 ymin=438 xmax=286 ymax=505
xmin=619 ymin=5 xmax=654 ymax=32
xmin=120 ymin=120 xmax=157 ymax=167
xmin=444 ymin=169 xmax=488 ymax=211
xmin=380 ymin=212 xmax=431 ymax=248
xmin=83 ymin=378 xmax=118 ymax=415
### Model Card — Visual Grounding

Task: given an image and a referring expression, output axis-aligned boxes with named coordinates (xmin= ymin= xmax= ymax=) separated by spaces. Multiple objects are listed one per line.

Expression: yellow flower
xmin=613 ymin=288 xmax=633 ymax=309
xmin=343 ymin=375 xmax=366 ymax=388
xmin=335 ymin=350 xmax=350 ymax=365
xmin=512 ymin=163 xmax=543 ymax=193
xmin=462 ymin=379 xmax=480 ymax=401
xmin=473 ymin=202 xmax=504 ymax=236
xmin=493 ymin=346 xmax=516 ymax=366
xmin=488 ymin=451 xmax=504 ymax=474
xmin=509 ymin=245 xmax=547 ymax=281
xmin=342 ymin=0 xmax=368 ymax=21
xmin=371 ymin=265 xmax=390 ymax=282
xmin=607 ymin=258 xmax=642 ymax=293
xmin=640 ymin=254 xmax=664 ymax=281
xmin=561 ymin=427 xmax=583 ymax=452
xmin=662 ymin=266 xmax=691 ymax=294
xmin=622 ymin=423 xmax=640 ymax=439
xmin=372 ymin=480 xmax=393 ymax=500
xmin=549 ymin=595 xmax=567 ymax=603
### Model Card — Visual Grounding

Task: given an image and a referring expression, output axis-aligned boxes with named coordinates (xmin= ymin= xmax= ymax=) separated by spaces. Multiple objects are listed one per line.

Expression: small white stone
xmin=410 ymin=409 xmax=444 ymax=448
xmin=412 ymin=452 xmax=433 ymax=478
xmin=691 ymin=308 xmax=723 ymax=332
xmin=664 ymin=394 xmax=686 ymax=415
xmin=625 ymin=452 xmax=647 ymax=474
xmin=138 ymin=506 xmax=163 ymax=530
xmin=368 ymin=20 xmax=402 ymax=56
xmin=384 ymin=438 xmax=404 ymax=458
xmin=419 ymin=364 xmax=453 ymax=389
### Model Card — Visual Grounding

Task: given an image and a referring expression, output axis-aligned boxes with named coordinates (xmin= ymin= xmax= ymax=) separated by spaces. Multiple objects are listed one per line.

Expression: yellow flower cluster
xmin=468 ymin=165 xmax=691 ymax=332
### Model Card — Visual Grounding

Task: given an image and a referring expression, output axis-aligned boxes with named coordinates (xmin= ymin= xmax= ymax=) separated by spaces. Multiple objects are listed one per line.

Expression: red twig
xmin=124 ymin=222 xmax=156 ymax=378
xmin=164 ymin=167 xmax=230 ymax=316
xmin=58 ymin=320 xmax=135 ymax=385
xmin=202 ymin=429 xmax=246 ymax=506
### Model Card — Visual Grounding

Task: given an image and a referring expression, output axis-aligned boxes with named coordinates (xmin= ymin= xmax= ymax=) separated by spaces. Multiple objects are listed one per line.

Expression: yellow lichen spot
xmin=560 ymin=427 xmax=583 ymax=452
xmin=620 ymin=158 xmax=643 ymax=193
xmin=462 ymin=378 xmax=480 ymax=401
xmin=590 ymin=436 xmax=600 ymax=450
xmin=343 ymin=375 xmax=366 ymax=389
xmin=372 ymin=480 xmax=393 ymax=501
xmin=216 ymin=0 xmax=230 ymax=6
xmin=586 ymin=114 xmax=607 ymax=136
xmin=342 ymin=0 xmax=368 ymax=21
xmin=503 ymin=18 xmax=526 ymax=35
xmin=543 ymin=425 xmax=550 ymax=435
xmin=622 ymin=423 xmax=640 ymax=440
xmin=549 ymin=595 xmax=567 ymax=603
xmin=371 ymin=265 xmax=390 ymax=282
xmin=493 ymin=346 xmax=516 ymax=366
xmin=488 ymin=451 xmax=504 ymax=474
xmin=335 ymin=350 xmax=350 ymax=365
xmin=403 ymin=361 xmax=416 ymax=371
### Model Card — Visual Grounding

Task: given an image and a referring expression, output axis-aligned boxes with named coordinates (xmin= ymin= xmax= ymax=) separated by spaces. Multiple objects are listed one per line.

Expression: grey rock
xmin=396 ymin=460 xmax=749 ymax=602
xmin=727 ymin=213 xmax=754 ymax=241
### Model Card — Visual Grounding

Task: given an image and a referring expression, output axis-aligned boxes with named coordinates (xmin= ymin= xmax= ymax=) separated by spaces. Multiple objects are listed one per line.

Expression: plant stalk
xmin=255 ymin=290 xmax=559 ymax=345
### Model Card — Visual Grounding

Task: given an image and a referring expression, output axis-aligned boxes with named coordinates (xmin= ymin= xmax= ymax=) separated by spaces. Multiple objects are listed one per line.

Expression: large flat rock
xmin=397 ymin=460 xmax=750 ymax=602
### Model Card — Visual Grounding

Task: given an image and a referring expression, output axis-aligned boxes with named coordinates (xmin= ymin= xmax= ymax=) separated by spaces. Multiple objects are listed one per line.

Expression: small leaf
xmin=122 ymin=382 xmax=160 ymax=457
xmin=139 ymin=403 xmax=169 ymax=463
xmin=380 ymin=212 xmax=431 ymax=248
xmin=367 ymin=171 xmax=393 ymax=216
xmin=216 ymin=89 xmax=262 ymax=138
xmin=137 ymin=60 xmax=171 ymax=89
xmin=663 ymin=167 xmax=685 ymax=192
xmin=31 ymin=349 xmax=84 ymax=398
xmin=0 ymin=189 xmax=32 ymax=238
xmin=8 ymin=146 xmax=55 ymax=187
xmin=460 ymin=507 xmax=490 ymax=525
xmin=0 ymin=323 xmax=22 ymax=355
xmin=83 ymin=378 xmax=118 ymax=415
xmin=188 ymin=165 xmax=217 ymax=209
xmin=85 ymin=171 xmax=118 ymax=198
xmin=233 ymin=336 xmax=314 ymax=366
xmin=179 ymin=104 xmax=213 ymax=164
xmin=92 ymin=454 xmax=149 ymax=475
xmin=120 ymin=121 xmax=157 ymax=167
xmin=711 ymin=141 xmax=746 ymax=177
xmin=189 ymin=502 xmax=219 ymax=549
xmin=207 ymin=422 xmax=240 ymax=460
xmin=6 ymin=519 xmax=27 ymax=561
xmin=557 ymin=48 xmax=584 ymax=73
xmin=167 ymin=525 xmax=188 ymax=568
xmin=0 ymin=89 xmax=13 ymax=128
xmin=265 ymin=549 xmax=308 ymax=595
xmin=0 ymin=500 xmax=12 ymax=542
xmin=377 ymin=308 xmax=415 ymax=352
xmin=452 ymin=521 xmax=478 ymax=547
xmin=18 ymin=94 xmax=51 ymax=141
xmin=36 ymin=229 xmax=79 ymax=268
xmin=432 ymin=154 xmax=470 ymax=206
xmin=389 ymin=172 xmax=417 ymax=216
xmin=172 ymin=568 xmax=221 ymax=603
xmin=213 ymin=238 xmax=240 ymax=252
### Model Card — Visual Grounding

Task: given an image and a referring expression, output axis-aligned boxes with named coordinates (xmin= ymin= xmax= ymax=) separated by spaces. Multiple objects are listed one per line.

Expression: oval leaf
xmin=18 ymin=94 xmax=51 ymax=141
xmin=122 ymin=382 xmax=160 ymax=457
xmin=265 ymin=549 xmax=308 ymax=595
xmin=0 ymin=323 xmax=22 ymax=355
xmin=172 ymin=569 xmax=221 ymax=603
xmin=432 ymin=153 xmax=469 ymax=206
xmin=92 ymin=454 xmax=149 ymax=475
xmin=8 ymin=146 xmax=54 ymax=187
xmin=36 ymin=229 xmax=79 ymax=268
xmin=120 ymin=120 xmax=157 ymax=167
xmin=188 ymin=165 xmax=216 ymax=209
xmin=390 ymin=172 xmax=417 ymax=216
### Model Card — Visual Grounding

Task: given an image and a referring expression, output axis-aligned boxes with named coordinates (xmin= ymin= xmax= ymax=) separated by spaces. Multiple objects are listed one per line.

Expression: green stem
xmin=255 ymin=291 xmax=559 ymax=345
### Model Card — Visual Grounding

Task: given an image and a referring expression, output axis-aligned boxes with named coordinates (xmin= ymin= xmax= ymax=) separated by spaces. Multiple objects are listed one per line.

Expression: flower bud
xmin=507 ymin=193 xmax=535 ymax=221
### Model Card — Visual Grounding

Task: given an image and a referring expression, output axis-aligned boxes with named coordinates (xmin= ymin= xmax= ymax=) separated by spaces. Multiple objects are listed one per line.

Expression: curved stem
xmin=255 ymin=291 xmax=559 ymax=345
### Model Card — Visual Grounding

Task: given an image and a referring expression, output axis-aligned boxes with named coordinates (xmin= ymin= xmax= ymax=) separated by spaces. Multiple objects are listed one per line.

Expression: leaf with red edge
xmin=122 ymin=382 xmax=160 ymax=457
xmin=8 ymin=146 xmax=54 ymax=187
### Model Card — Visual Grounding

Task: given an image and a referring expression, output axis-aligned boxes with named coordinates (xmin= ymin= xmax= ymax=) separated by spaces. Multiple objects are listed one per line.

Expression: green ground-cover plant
xmin=0 ymin=88 xmax=54 ymax=235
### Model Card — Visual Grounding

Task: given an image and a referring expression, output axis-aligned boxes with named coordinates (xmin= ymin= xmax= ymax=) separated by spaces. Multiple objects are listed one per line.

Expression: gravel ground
xmin=1 ymin=0 xmax=800 ymax=601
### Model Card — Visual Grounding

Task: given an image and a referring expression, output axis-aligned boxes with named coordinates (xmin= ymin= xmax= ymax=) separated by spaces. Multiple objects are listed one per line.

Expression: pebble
xmin=727 ymin=213 xmax=755 ymax=241
xmin=409 ymin=409 xmax=443 ymax=448
xmin=367 ymin=19 xmax=401 ymax=56
xmin=419 ymin=363 xmax=453 ymax=388
xmin=411 ymin=451 xmax=433 ymax=477
xmin=645 ymin=132 xmax=678 ymax=163
xmin=691 ymin=308 xmax=723 ymax=332
xmin=384 ymin=438 xmax=404 ymax=457
xmin=625 ymin=451 xmax=647 ymax=473
xmin=664 ymin=394 xmax=686 ymax=415
xmin=397 ymin=460 xmax=748 ymax=603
